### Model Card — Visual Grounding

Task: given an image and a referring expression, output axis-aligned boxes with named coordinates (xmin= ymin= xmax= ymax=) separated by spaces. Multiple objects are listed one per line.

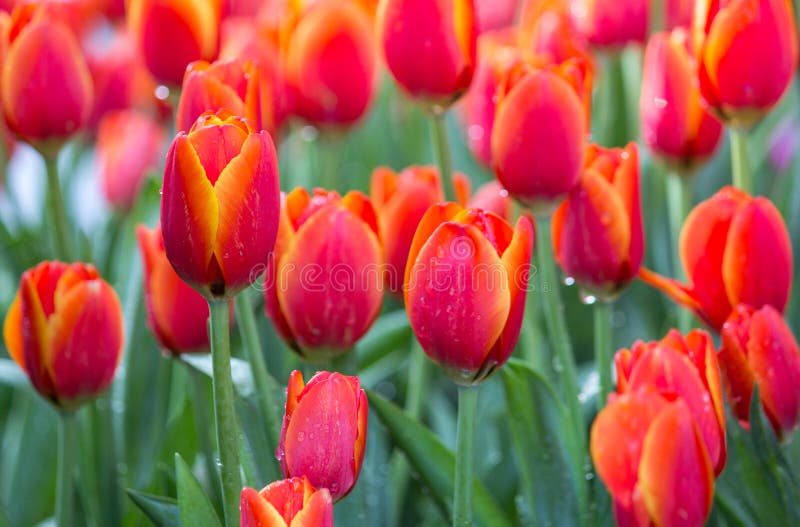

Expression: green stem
xmin=430 ymin=113 xmax=455 ymax=201
xmin=730 ymin=127 xmax=752 ymax=193
xmin=603 ymin=54 xmax=629 ymax=148
xmin=44 ymin=155 xmax=74 ymax=261
xmin=187 ymin=364 xmax=224 ymax=508
xmin=318 ymin=133 xmax=339 ymax=190
xmin=56 ymin=412 xmax=76 ymax=527
xmin=209 ymin=299 xmax=241 ymax=527
xmin=666 ymin=172 xmax=693 ymax=333
xmin=594 ymin=302 xmax=613 ymax=407
xmin=453 ymin=386 xmax=478 ymax=527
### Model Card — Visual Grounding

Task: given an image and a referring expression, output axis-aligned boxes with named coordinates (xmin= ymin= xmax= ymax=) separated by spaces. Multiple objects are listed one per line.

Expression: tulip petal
xmin=19 ymin=276 xmax=53 ymax=396
xmin=720 ymin=307 xmax=758 ymax=424
xmin=2 ymin=293 xmax=24 ymax=370
xmin=404 ymin=202 xmax=463 ymax=297
xmin=240 ymin=486 xmax=288 ymax=527
xmin=291 ymin=488 xmax=333 ymax=527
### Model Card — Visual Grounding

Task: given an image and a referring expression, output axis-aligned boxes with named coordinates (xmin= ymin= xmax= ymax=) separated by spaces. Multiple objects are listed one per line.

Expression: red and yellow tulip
xmin=240 ymin=476 xmax=333 ymax=527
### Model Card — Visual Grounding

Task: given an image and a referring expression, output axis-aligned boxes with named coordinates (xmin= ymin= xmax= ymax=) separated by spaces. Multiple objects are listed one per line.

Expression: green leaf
xmin=126 ymin=489 xmax=179 ymax=527
xmin=0 ymin=359 xmax=29 ymax=390
xmin=182 ymin=355 xmax=255 ymax=398
xmin=175 ymin=453 xmax=223 ymax=527
xmin=356 ymin=309 xmax=412 ymax=370
xmin=501 ymin=360 xmax=585 ymax=527
xmin=366 ymin=388 xmax=513 ymax=527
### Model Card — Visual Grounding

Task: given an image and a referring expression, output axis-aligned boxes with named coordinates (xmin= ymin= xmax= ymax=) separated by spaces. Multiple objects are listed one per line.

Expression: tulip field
xmin=3 ymin=0 xmax=800 ymax=526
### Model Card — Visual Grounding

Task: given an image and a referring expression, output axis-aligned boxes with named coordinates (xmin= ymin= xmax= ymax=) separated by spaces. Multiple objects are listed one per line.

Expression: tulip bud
xmin=264 ymin=188 xmax=383 ymax=361
xmin=277 ymin=371 xmax=368 ymax=501
xmin=127 ymin=0 xmax=221 ymax=86
xmin=285 ymin=1 xmax=376 ymax=126
xmin=405 ymin=203 xmax=534 ymax=384
xmin=614 ymin=329 xmax=727 ymax=474
xmin=552 ymin=142 xmax=644 ymax=299
xmin=377 ymin=0 xmax=477 ymax=109
xmin=1 ymin=3 xmax=93 ymax=150
xmin=591 ymin=389 xmax=714 ymax=527
xmin=720 ymin=304 xmax=800 ymax=439
xmin=639 ymin=187 xmax=793 ymax=331
xmin=571 ymin=0 xmax=649 ymax=48
xmin=160 ymin=110 xmax=280 ymax=300
xmin=97 ymin=110 xmax=165 ymax=211
xmin=640 ymin=29 xmax=724 ymax=172
xmin=137 ymin=225 xmax=211 ymax=355
xmin=3 ymin=261 xmax=123 ymax=410
xmin=240 ymin=476 xmax=333 ymax=527
xmin=693 ymin=0 xmax=798 ymax=127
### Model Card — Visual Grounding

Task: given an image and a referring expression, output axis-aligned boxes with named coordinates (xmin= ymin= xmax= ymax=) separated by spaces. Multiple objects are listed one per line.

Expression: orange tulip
xmin=552 ymin=142 xmax=643 ymax=298
xmin=277 ymin=371 xmax=368 ymax=501
xmin=240 ymin=476 xmax=333 ymax=527
xmin=3 ymin=261 xmax=123 ymax=410
xmin=571 ymin=0 xmax=648 ymax=48
xmin=591 ymin=389 xmax=714 ymax=527
xmin=694 ymin=0 xmax=799 ymax=127
xmin=264 ymin=188 xmax=383 ymax=360
xmin=720 ymin=304 xmax=800 ymax=438
xmin=137 ymin=225 xmax=211 ymax=355
xmin=405 ymin=203 xmax=534 ymax=384
xmin=639 ymin=187 xmax=793 ymax=331
xmin=127 ymin=0 xmax=221 ymax=86
xmin=1 ymin=3 xmax=93 ymax=150
xmin=160 ymin=110 xmax=280 ymax=300
xmin=284 ymin=1 xmax=376 ymax=126
xmin=377 ymin=0 xmax=477 ymax=108
xmin=640 ymin=29 xmax=724 ymax=171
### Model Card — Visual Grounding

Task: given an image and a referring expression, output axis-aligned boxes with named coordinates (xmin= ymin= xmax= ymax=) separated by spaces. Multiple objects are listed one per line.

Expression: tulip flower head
xmin=240 ymin=476 xmax=333 ymax=527
xmin=640 ymin=29 xmax=724 ymax=172
xmin=3 ymin=262 xmax=123 ymax=410
xmin=277 ymin=371 xmax=368 ymax=501
xmin=720 ymin=304 xmax=800 ymax=439
xmin=639 ymin=187 xmax=793 ymax=331
xmin=694 ymin=0 xmax=799 ymax=128
xmin=137 ymin=225 xmax=211 ymax=355
xmin=264 ymin=188 xmax=384 ymax=361
xmin=377 ymin=0 xmax=478 ymax=110
xmin=160 ymin=110 xmax=280 ymax=300
xmin=405 ymin=203 xmax=534 ymax=384
xmin=552 ymin=142 xmax=644 ymax=300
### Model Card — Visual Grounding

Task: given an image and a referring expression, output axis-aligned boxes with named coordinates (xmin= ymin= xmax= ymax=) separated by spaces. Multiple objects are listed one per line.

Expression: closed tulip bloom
xmin=592 ymin=389 xmax=714 ymax=527
xmin=571 ymin=0 xmax=649 ymax=48
xmin=639 ymin=187 xmax=793 ymax=331
xmin=615 ymin=329 xmax=727 ymax=474
xmin=492 ymin=65 xmax=588 ymax=214
xmin=128 ymin=0 xmax=221 ymax=86
xmin=137 ymin=225 xmax=211 ymax=355
xmin=3 ymin=261 xmax=123 ymax=410
xmin=264 ymin=188 xmax=383 ymax=360
xmin=1 ymin=3 xmax=93 ymax=148
xmin=378 ymin=0 xmax=477 ymax=108
xmin=552 ymin=142 xmax=643 ymax=298
xmin=720 ymin=304 xmax=800 ymax=438
xmin=285 ymin=1 xmax=376 ymax=126
xmin=97 ymin=110 xmax=165 ymax=211
xmin=694 ymin=0 xmax=798 ymax=127
xmin=405 ymin=203 xmax=534 ymax=384
xmin=160 ymin=110 xmax=280 ymax=300
xmin=640 ymin=29 xmax=724 ymax=171
xmin=240 ymin=476 xmax=333 ymax=527
xmin=277 ymin=371 xmax=368 ymax=501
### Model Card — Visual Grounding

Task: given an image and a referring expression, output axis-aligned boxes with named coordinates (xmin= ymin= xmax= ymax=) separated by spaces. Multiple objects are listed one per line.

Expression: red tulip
xmin=591 ymin=389 xmax=714 ymax=527
xmin=720 ymin=304 xmax=800 ymax=438
xmin=97 ymin=110 xmax=165 ymax=211
xmin=264 ymin=188 xmax=383 ymax=360
xmin=377 ymin=0 xmax=477 ymax=108
xmin=1 ymin=2 xmax=93 ymax=150
xmin=405 ymin=203 xmax=534 ymax=384
xmin=639 ymin=187 xmax=793 ymax=331
xmin=3 ymin=261 xmax=123 ymax=410
xmin=137 ymin=224 xmax=211 ymax=355
xmin=240 ymin=476 xmax=333 ymax=527
xmin=571 ymin=0 xmax=648 ymax=48
xmin=160 ymin=110 xmax=280 ymax=300
xmin=127 ymin=0 xmax=221 ymax=86
xmin=285 ymin=1 xmax=376 ymax=126
xmin=694 ymin=0 xmax=798 ymax=127
xmin=665 ymin=0 xmax=693 ymax=29
xmin=640 ymin=29 xmax=724 ymax=171
xmin=552 ymin=142 xmax=643 ymax=298
xmin=615 ymin=329 xmax=727 ymax=474
xmin=277 ymin=371 xmax=368 ymax=501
